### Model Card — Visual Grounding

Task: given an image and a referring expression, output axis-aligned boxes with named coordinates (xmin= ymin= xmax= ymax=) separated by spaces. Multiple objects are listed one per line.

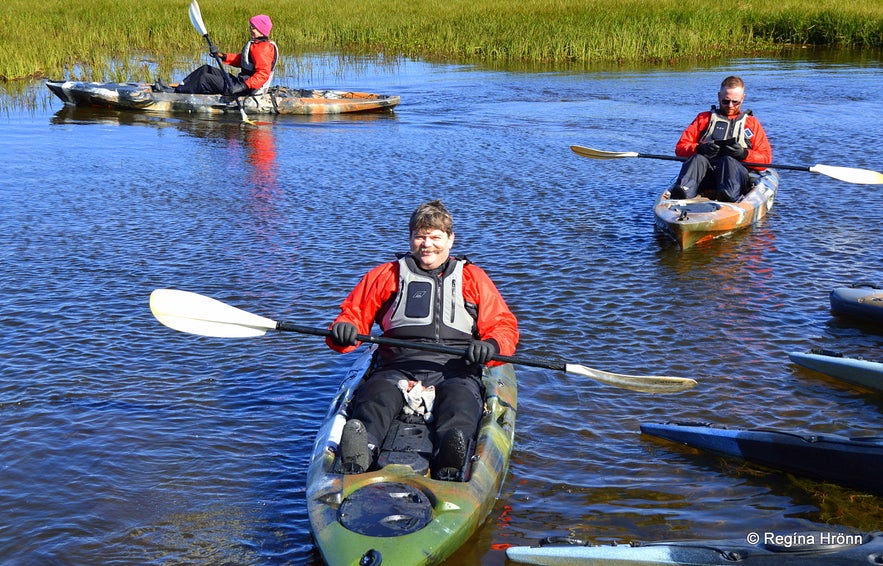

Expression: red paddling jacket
xmin=220 ymin=38 xmax=278 ymax=92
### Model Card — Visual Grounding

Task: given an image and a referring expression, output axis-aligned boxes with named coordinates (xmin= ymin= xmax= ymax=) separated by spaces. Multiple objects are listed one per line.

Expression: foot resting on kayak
xmin=340 ymin=419 xmax=372 ymax=474
xmin=432 ymin=428 xmax=468 ymax=481
xmin=669 ymin=185 xmax=690 ymax=199
xmin=152 ymin=78 xmax=175 ymax=93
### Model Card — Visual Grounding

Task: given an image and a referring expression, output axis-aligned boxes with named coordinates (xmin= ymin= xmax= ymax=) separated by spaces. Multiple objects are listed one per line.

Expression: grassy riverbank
xmin=2 ymin=0 xmax=882 ymax=81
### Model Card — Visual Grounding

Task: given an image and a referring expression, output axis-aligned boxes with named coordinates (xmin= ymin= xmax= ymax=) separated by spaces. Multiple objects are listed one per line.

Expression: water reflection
xmin=50 ymin=105 xmax=284 ymax=214
xmin=656 ymin=220 xmax=777 ymax=277
xmin=244 ymin=126 xmax=278 ymax=194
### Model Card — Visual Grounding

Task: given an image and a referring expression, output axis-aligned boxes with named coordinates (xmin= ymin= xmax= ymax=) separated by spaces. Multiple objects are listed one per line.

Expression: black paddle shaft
xmin=274 ymin=321 xmax=566 ymax=371
xmin=200 ymin=34 xmax=237 ymax=95
xmin=637 ymin=152 xmax=809 ymax=172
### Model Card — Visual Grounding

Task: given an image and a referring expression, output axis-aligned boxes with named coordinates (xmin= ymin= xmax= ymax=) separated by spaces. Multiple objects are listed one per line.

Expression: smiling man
xmin=670 ymin=75 xmax=773 ymax=202
xmin=326 ymin=200 xmax=519 ymax=480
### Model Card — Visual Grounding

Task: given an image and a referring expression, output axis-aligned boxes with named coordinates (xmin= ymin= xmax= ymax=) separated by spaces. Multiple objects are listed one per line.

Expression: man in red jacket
xmin=326 ymin=200 xmax=519 ymax=480
xmin=166 ymin=14 xmax=278 ymax=96
xmin=670 ymin=76 xmax=773 ymax=202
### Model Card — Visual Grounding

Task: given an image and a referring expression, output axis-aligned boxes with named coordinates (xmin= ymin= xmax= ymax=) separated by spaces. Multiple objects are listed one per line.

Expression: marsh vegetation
xmin=2 ymin=0 xmax=882 ymax=81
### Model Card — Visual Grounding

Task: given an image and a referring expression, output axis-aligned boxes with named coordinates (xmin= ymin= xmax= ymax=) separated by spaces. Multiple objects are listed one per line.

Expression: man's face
xmin=410 ymin=228 xmax=454 ymax=270
xmin=718 ymin=86 xmax=745 ymax=117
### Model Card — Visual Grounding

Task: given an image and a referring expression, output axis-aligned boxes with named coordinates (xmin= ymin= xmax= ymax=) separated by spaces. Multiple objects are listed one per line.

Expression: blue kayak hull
xmin=830 ymin=283 xmax=883 ymax=326
xmin=640 ymin=421 xmax=883 ymax=495
xmin=789 ymin=349 xmax=883 ymax=393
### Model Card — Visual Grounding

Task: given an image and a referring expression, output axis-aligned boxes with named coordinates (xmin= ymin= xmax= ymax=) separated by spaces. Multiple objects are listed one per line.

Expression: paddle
xmin=188 ymin=0 xmax=254 ymax=124
xmin=149 ymin=289 xmax=698 ymax=394
xmin=571 ymin=145 xmax=883 ymax=185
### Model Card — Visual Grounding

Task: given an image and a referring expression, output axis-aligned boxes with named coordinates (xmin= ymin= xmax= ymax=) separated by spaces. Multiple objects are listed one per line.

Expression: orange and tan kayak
xmin=654 ymin=169 xmax=780 ymax=249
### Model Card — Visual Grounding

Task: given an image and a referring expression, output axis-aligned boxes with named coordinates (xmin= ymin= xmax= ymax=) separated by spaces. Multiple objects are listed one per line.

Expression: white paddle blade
xmin=565 ymin=363 xmax=698 ymax=394
xmin=810 ymin=164 xmax=883 ymax=185
xmin=188 ymin=0 xmax=208 ymax=36
xmin=570 ymin=145 xmax=640 ymax=160
xmin=149 ymin=289 xmax=276 ymax=338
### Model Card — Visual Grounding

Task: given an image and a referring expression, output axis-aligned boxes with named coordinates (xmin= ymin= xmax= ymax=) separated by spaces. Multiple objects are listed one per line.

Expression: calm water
xmin=2 ymin=52 xmax=883 ymax=565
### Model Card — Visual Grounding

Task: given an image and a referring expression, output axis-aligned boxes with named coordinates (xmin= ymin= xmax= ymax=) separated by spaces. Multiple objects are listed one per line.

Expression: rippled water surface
xmin=2 ymin=53 xmax=883 ymax=565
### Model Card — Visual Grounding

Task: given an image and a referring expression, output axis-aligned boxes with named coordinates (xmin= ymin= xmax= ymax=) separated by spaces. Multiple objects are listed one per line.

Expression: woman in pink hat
xmin=162 ymin=14 xmax=278 ymax=96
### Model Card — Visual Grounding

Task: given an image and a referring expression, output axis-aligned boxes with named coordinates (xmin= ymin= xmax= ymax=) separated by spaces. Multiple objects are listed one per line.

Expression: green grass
xmin=2 ymin=0 xmax=882 ymax=81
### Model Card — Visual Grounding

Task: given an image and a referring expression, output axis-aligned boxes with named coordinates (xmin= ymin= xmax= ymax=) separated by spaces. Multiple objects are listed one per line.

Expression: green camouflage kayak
xmin=46 ymin=80 xmax=400 ymax=115
xmin=307 ymin=346 xmax=517 ymax=565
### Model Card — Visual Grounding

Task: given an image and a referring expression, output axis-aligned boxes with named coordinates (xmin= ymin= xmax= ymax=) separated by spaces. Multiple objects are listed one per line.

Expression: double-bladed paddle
xmin=149 ymin=289 xmax=698 ymax=394
xmin=188 ymin=0 xmax=254 ymax=124
xmin=570 ymin=145 xmax=883 ymax=185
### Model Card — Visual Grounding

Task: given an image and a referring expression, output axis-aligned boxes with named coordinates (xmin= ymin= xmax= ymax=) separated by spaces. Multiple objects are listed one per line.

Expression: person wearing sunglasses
xmin=669 ymin=76 xmax=772 ymax=202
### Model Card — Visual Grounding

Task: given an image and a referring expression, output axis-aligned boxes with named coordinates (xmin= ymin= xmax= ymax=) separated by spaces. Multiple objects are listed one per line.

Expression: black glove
xmin=227 ymin=80 xmax=251 ymax=97
xmin=696 ymin=143 xmax=719 ymax=158
xmin=465 ymin=340 xmax=499 ymax=365
xmin=330 ymin=322 xmax=359 ymax=346
xmin=720 ymin=143 xmax=748 ymax=160
xmin=209 ymin=45 xmax=221 ymax=58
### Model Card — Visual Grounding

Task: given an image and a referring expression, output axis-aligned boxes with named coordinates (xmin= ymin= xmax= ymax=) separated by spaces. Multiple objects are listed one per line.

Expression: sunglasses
xmin=720 ymin=99 xmax=743 ymax=105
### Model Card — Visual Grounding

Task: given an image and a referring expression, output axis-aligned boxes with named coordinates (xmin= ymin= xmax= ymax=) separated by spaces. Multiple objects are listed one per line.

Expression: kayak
xmin=789 ymin=348 xmax=883 ymax=393
xmin=306 ymin=345 xmax=517 ymax=565
xmin=640 ymin=421 xmax=883 ymax=496
xmin=506 ymin=531 xmax=883 ymax=565
xmin=45 ymin=80 xmax=400 ymax=115
xmin=653 ymin=169 xmax=779 ymax=249
xmin=830 ymin=283 xmax=883 ymax=326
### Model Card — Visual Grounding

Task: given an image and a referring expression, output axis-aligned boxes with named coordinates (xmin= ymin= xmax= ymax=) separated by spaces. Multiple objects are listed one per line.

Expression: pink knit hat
xmin=249 ymin=15 xmax=272 ymax=36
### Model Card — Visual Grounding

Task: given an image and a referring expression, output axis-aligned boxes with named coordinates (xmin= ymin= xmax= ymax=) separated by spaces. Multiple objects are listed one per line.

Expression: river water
xmin=2 ymin=52 xmax=882 ymax=565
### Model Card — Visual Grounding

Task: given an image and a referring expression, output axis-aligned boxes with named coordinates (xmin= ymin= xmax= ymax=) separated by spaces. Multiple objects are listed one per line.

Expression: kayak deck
xmin=307 ymin=346 xmax=517 ymax=565
xmin=45 ymin=80 xmax=400 ymax=115
xmin=506 ymin=531 xmax=883 ymax=565
xmin=654 ymin=169 xmax=779 ymax=249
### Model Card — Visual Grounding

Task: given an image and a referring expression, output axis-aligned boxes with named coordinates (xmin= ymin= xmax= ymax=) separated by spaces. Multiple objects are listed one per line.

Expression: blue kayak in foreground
xmin=789 ymin=348 xmax=883 ymax=393
xmin=506 ymin=531 xmax=883 ymax=565
xmin=640 ymin=421 xmax=883 ymax=496
xmin=830 ymin=283 xmax=883 ymax=326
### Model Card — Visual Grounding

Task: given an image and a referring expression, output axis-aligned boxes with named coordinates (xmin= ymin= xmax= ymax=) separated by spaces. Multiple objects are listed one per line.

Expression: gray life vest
xmin=238 ymin=39 xmax=278 ymax=94
xmin=699 ymin=106 xmax=754 ymax=148
xmin=380 ymin=255 xmax=477 ymax=343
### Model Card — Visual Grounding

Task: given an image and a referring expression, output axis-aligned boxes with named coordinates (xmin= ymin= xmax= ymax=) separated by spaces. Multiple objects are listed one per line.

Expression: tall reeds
xmin=2 ymin=0 xmax=881 ymax=81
